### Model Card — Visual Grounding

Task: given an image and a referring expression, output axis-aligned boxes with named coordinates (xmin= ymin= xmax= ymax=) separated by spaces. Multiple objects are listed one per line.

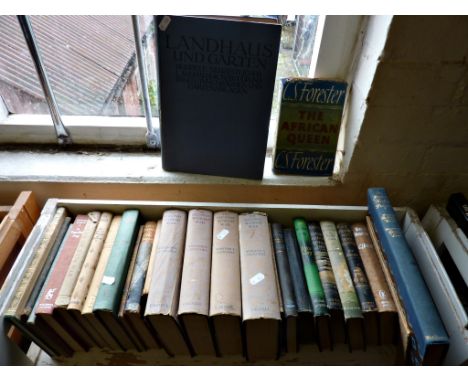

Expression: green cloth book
xmin=293 ymin=218 xmax=328 ymax=317
xmin=93 ymin=209 xmax=140 ymax=313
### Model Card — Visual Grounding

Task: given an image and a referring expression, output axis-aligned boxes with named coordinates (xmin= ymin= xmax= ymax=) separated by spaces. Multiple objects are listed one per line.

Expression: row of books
xmin=2 ymin=188 xmax=457 ymax=364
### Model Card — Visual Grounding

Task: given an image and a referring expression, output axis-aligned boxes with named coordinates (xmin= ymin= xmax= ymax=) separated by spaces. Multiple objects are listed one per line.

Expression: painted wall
xmin=0 ymin=16 xmax=467 ymax=215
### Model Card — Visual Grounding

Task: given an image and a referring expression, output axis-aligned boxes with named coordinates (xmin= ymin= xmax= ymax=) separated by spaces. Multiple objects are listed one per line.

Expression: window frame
xmin=0 ymin=15 xmax=364 ymax=158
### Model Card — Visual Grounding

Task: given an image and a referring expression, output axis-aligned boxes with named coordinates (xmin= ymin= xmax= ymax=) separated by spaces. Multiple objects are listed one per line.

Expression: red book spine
xmin=35 ymin=215 xmax=89 ymax=315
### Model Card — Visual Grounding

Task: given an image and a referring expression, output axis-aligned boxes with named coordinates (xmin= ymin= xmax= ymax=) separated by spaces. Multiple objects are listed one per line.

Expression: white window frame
xmin=0 ymin=15 xmax=364 ymax=156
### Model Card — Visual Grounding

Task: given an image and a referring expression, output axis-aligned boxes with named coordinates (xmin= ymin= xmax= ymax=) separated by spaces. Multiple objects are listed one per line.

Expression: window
xmin=0 ymin=15 xmax=362 ymax=160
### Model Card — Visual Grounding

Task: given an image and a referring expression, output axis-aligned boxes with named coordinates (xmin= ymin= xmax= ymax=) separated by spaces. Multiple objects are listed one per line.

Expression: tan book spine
xmin=178 ymin=209 xmax=213 ymax=316
xmin=6 ymin=207 xmax=67 ymax=317
xmin=351 ymin=223 xmax=397 ymax=313
xmin=145 ymin=210 xmax=187 ymax=316
xmin=68 ymin=212 xmax=113 ymax=311
xmin=55 ymin=211 xmax=101 ymax=308
xmin=142 ymin=219 xmax=162 ymax=297
xmin=209 ymin=211 xmax=241 ymax=317
xmin=82 ymin=216 xmax=122 ymax=315
xmin=239 ymin=212 xmax=281 ymax=321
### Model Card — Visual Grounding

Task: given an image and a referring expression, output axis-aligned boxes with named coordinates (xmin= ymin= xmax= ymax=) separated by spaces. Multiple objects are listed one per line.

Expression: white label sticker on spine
xmin=159 ymin=16 xmax=171 ymax=31
xmin=102 ymin=276 xmax=115 ymax=285
xmin=249 ymin=273 xmax=265 ymax=285
xmin=217 ymin=229 xmax=230 ymax=240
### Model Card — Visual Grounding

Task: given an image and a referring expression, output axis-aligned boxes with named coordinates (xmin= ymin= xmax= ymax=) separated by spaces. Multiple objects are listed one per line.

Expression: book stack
xmin=1 ymin=190 xmax=456 ymax=365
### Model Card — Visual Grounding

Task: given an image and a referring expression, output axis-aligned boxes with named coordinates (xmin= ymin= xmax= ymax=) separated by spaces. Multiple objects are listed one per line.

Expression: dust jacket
xmin=156 ymin=15 xmax=281 ymax=180
xmin=273 ymin=78 xmax=347 ymax=176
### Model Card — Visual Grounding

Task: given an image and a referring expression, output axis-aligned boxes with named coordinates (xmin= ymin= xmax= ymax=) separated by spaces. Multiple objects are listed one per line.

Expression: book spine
xmin=239 ymin=212 xmax=281 ymax=321
xmin=283 ymin=228 xmax=313 ymax=313
xmin=55 ymin=211 xmax=101 ymax=308
xmin=307 ymin=222 xmax=342 ymax=311
xmin=94 ymin=210 xmax=140 ymax=313
xmin=142 ymin=219 xmax=162 ymax=298
xmin=293 ymin=218 xmax=328 ymax=317
xmin=145 ymin=210 xmax=187 ymax=317
xmin=209 ymin=211 xmax=241 ymax=317
xmin=178 ymin=209 xmax=213 ymax=316
xmin=337 ymin=223 xmax=377 ymax=313
xmin=351 ymin=223 xmax=397 ymax=313
xmin=23 ymin=217 xmax=72 ymax=317
xmin=125 ymin=221 xmax=157 ymax=313
xmin=6 ymin=207 xmax=68 ymax=316
xmin=368 ymin=187 xmax=448 ymax=364
xmin=271 ymin=223 xmax=298 ymax=317
xmin=68 ymin=212 xmax=113 ymax=311
xmin=35 ymin=215 xmax=89 ymax=315
xmin=320 ymin=221 xmax=362 ymax=320
xmin=82 ymin=216 xmax=122 ymax=315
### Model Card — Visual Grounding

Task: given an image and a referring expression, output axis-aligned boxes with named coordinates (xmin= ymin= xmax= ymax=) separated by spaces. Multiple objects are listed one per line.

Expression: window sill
xmin=0 ymin=150 xmax=340 ymax=187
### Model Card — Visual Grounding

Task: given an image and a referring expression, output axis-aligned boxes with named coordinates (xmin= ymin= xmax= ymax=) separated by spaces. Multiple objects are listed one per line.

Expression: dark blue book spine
xmin=367 ymin=188 xmax=449 ymax=365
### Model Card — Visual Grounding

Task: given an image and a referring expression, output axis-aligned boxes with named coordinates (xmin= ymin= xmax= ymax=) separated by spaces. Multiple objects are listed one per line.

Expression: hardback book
xmin=308 ymin=222 xmax=345 ymax=346
xmin=53 ymin=211 xmax=101 ymax=349
xmin=366 ymin=216 xmax=412 ymax=364
xmin=271 ymin=223 xmax=298 ymax=354
xmin=446 ymin=192 xmax=468 ymax=236
xmin=122 ymin=221 xmax=160 ymax=350
xmin=293 ymin=218 xmax=331 ymax=351
xmin=34 ymin=214 xmax=90 ymax=353
xmin=142 ymin=219 xmax=162 ymax=305
xmin=67 ymin=212 xmax=113 ymax=348
xmin=337 ymin=222 xmax=379 ymax=347
xmin=320 ymin=221 xmax=364 ymax=352
xmin=403 ymin=208 xmax=468 ymax=365
xmin=26 ymin=225 xmax=75 ymax=357
xmin=178 ymin=209 xmax=216 ymax=356
xmin=93 ymin=209 xmax=140 ymax=351
xmin=351 ymin=223 xmax=398 ymax=345
xmin=23 ymin=217 xmax=71 ymax=319
xmin=7 ymin=219 xmax=71 ymax=357
xmin=209 ymin=211 xmax=243 ymax=357
xmin=283 ymin=228 xmax=314 ymax=345
xmin=117 ymin=226 xmax=146 ymax=351
xmin=239 ymin=212 xmax=281 ymax=361
xmin=155 ymin=15 xmax=281 ymax=179
xmin=144 ymin=210 xmax=191 ymax=356
xmin=5 ymin=207 xmax=68 ymax=321
xmin=368 ymin=187 xmax=449 ymax=365
xmin=272 ymin=78 xmax=347 ymax=176
xmin=81 ymin=215 xmax=123 ymax=350
xmin=422 ymin=205 xmax=468 ymax=292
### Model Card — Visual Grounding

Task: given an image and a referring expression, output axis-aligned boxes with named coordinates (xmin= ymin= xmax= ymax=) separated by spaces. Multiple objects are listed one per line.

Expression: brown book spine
xmin=81 ymin=215 xmax=122 ymax=350
xmin=209 ymin=211 xmax=241 ymax=317
xmin=145 ymin=210 xmax=187 ymax=317
xmin=178 ymin=209 xmax=213 ymax=316
xmin=178 ymin=209 xmax=215 ymax=356
xmin=35 ymin=215 xmax=88 ymax=315
xmin=239 ymin=212 xmax=281 ymax=321
xmin=55 ymin=211 xmax=101 ymax=308
xmin=68 ymin=212 xmax=113 ymax=311
xmin=6 ymin=207 xmax=68 ymax=317
xmin=351 ymin=223 xmax=397 ymax=313
xmin=145 ymin=210 xmax=189 ymax=356
xmin=142 ymin=219 xmax=162 ymax=298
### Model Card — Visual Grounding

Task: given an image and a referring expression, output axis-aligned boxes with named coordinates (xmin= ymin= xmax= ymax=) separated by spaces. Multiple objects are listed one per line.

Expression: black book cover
xmin=283 ymin=228 xmax=313 ymax=314
xmin=271 ymin=223 xmax=298 ymax=317
xmin=155 ymin=15 xmax=281 ymax=179
xmin=446 ymin=192 xmax=468 ymax=237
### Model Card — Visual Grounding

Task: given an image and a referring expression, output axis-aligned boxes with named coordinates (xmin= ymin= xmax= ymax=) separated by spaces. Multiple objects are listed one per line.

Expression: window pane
xmin=25 ymin=15 xmax=158 ymax=117
xmin=0 ymin=15 xmax=49 ymax=114
xmin=270 ymin=15 xmax=318 ymax=123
